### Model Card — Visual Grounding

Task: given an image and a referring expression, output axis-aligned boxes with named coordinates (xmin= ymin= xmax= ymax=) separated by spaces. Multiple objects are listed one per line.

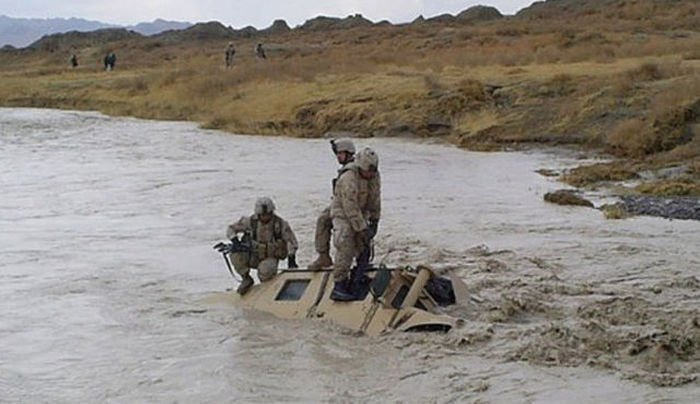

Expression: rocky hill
xmin=153 ymin=21 xmax=237 ymax=42
xmin=456 ymin=5 xmax=503 ymax=22
xmin=0 ymin=15 xmax=190 ymax=48
xmin=0 ymin=15 xmax=115 ymax=48
xmin=516 ymin=0 xmax=699 ymax=29
xmin=28 ymin=29 xmax=143 ymax=52
xmin=299 ymin=14 xmax=374 ymax=31
xmin=130 ymin=19 xmax=191 ymax=36
xmin=3 ymin=4 xmax=508 ymax=50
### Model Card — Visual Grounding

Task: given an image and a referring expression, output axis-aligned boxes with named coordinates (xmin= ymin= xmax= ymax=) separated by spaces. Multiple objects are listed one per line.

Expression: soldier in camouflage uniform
xmin=309 ymin=138 xmax=356 ymax=270
xmin=226 ymin=197 xmax=299 ymax=295
xmin=255 ymin=43 xmax=267 ymax=59
xmin=225 ymin=41 xmax=236 ymax=69
xmin=329 ymin=147 xmax=381 ymax=301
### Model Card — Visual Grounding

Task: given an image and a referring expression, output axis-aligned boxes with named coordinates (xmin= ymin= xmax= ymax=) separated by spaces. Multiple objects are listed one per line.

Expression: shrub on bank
xmin=690 ymin=161 xmax=700 ymax=175
xmin=636 ymin=179 xmax=700 ymax=197
xmin=562 ymin=162 xmax=638 ymax=187
xmin=606 ymin=118 xmax=657 ymax=157
xmin=601 ymin=203 xmax=630 ymax=220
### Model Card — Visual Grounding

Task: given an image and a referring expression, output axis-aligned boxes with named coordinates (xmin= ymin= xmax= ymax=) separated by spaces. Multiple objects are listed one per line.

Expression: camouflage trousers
xmin=331 ymin=217 xmax=361 ymax=282
xmin=314 ymin=206 xmax=332 ymax=254
xmin=229 ymin=253 xmax=278 ymax=282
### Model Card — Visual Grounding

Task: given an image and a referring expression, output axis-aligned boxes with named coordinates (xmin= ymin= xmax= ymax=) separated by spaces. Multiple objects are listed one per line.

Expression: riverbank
xmin=1 ymin=0 xmax=699 ymax=203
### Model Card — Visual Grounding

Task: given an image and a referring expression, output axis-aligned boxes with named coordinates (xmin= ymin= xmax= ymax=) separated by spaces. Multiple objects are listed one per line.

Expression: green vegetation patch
xmin=600 ymin=203 xmax=630 ymax=220
xmin=562 ymin=162 xmax=638 ymax=187
xmin=635 ymin=178 xmax=700 ymax=196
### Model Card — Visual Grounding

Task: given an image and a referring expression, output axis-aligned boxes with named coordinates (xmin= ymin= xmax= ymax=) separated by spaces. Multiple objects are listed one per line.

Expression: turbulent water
xmin=1 ymin=108 xmax=699 ymax=403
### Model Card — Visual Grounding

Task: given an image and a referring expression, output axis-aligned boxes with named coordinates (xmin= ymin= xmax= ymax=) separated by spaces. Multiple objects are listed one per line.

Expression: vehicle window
xmin=275 ymin=279 xmax=310 ymax=301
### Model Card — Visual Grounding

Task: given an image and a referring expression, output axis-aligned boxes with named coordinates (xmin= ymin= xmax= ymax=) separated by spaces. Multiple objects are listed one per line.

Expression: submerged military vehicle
xmin=213 ymin=242 xmax=465 ymax=336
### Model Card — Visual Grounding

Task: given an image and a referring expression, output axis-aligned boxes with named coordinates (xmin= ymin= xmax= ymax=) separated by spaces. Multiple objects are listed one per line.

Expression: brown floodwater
xmin=1 ymin=108 xmax=698 ymax=402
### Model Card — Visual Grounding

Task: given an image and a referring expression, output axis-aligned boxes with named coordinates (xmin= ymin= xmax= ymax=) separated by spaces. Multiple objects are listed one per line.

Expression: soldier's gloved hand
xmin=213 ymin=241 xmax=231 ymax=254
xmin=368 ymin=219 xmax=379 ymax=239
xmin=225 ymin=226 xmax=236 ymax=240
xmin=287 ymin=255 xmax=298 ymax=269
xmin=355 ymin=229 xmax=372 ymax=248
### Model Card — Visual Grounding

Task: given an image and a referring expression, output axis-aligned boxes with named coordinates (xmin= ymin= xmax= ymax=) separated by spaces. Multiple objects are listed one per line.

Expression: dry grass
xmin=601 ymin=203 xmax=630 ymax=220
xmin=562 ymin=163 xmax=639 ymax=188
xmin=690 ymin=160 xmax=700 ymax=175
xmin=649 ymin=73 xmax=700 ymax=115
xmin=606 ymin=118 xmax=657 ymax=157
xmin=636 ymin=179 xmax=700 ymax=197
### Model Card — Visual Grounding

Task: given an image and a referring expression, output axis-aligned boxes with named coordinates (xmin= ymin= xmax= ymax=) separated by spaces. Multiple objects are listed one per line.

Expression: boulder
xmin=262 ymin=19 xmax=291 ymax=35
xmin=235 ymin=26 xmax=258 ymax=38
xmin=456 ymin=6 xmax=503 ymax=23
xmin=338 ymin=14 xmax=373 ymax=29
xmin=154 ymin=21 xmax=235 ymax=42
xmin=29 ymin=28 xmax=142 ymax=51
xmin=300 ymin=14 xmax=372 ymax=31
xmin=411 ymin=15 xmax=427 ymax=25
xmin=544 ymin=190 xmax=594 ymax=208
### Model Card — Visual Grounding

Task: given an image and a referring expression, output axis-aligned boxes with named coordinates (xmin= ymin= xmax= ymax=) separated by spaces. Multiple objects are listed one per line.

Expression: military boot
xmin=330 ymin=279 xmax=356 ymax=301
xmin=309 ymin=253 xmax=333 ymax=270
xmin=236 ymin=274 xmax=254 ymax=295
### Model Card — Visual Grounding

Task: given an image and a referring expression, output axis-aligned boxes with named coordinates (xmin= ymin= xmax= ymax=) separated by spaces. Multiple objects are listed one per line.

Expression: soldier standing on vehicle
xmin=309 ymin=138 xmax=356 ymax=270
xmin=329 ymin=147 xmax=381 ymax=301
xmin=225 ymin=197 xmax=299 ymax=295
xmin=225 ymin=41 xmax=236 ymax=68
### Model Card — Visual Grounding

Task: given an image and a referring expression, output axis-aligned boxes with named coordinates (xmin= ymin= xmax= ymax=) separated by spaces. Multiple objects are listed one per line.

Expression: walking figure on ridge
xmin=225 ymin=41 xmax=236 ymax=68
xmin=255 ymin=43 xmax=267 ymax=60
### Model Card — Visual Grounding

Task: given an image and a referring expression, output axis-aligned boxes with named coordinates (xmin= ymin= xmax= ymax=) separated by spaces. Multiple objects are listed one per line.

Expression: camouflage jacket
xmin=226 ymin=214 xmax=298 ymax=259
xmin=330 ymin=163 xmax=381 ymax=232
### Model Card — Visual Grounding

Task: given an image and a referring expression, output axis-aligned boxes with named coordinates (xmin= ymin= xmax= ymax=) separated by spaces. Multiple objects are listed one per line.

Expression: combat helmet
xmin=355 ymin=147 xmax=379 ymax=172
xmin=254 ymin=197 xmax=276 ymax=215
xmin=331 ymin=138 xmax=356 ymax=155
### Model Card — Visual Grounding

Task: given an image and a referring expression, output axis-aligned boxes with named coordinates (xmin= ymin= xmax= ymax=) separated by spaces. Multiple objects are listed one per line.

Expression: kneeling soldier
xmin=225 ymin=197 xmax=299 ymax=295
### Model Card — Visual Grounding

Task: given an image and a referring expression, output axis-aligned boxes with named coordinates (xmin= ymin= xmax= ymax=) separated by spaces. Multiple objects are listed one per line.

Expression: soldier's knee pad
xmin=258 ymin=258 xmax=279 ymax=282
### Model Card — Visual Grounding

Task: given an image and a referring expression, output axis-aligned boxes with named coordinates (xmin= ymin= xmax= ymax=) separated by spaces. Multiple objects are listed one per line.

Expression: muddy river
xmin=1 ymin=108 xmax=698 ymax=402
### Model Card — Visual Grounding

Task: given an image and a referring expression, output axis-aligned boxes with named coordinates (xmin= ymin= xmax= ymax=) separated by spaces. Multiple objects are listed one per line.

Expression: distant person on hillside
xmin=70 ymin=54 xmax=78 ymax=68
xmin=108 ymin=52 xmax=116 ymax=70
xmin=225 ymin=41 xmax=236 ymax=68
xmin=104 ymin=52 xmax=116 ymax=71
xmin=255 ymin=43 xmax=267 ymax=60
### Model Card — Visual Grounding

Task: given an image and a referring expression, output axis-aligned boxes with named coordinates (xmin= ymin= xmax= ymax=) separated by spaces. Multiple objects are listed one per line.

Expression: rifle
xmin=212 ymin=232 xmax=253 ymax=281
